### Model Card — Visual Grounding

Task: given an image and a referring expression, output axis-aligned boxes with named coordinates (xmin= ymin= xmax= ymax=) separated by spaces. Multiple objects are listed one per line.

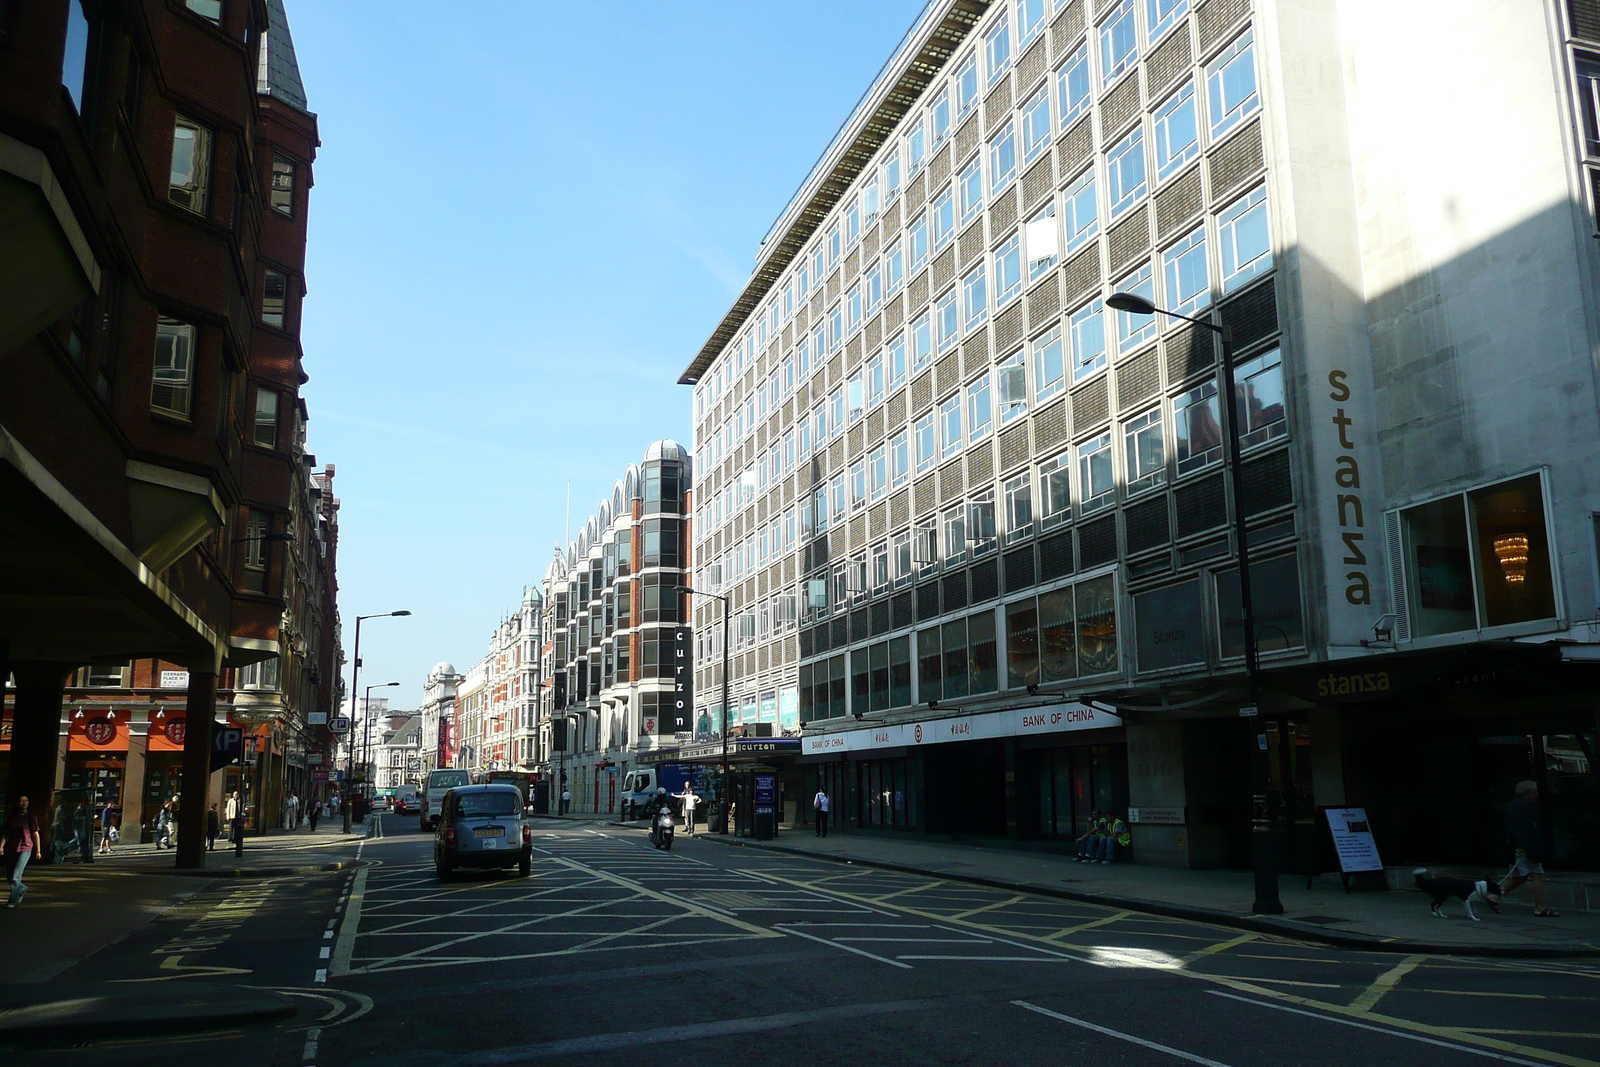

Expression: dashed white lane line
xmin=301 ymin=1024 xmax=321 ymax=1062
xmin=313 ymin=967 xmax=327 ymax=984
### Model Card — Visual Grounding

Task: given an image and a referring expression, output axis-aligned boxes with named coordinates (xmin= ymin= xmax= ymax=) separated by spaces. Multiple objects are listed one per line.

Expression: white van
xmin=419 ymin=768 xmax=472 ymax=831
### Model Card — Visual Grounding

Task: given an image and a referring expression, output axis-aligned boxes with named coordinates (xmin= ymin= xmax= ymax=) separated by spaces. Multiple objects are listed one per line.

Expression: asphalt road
xmin=19 ymin=813 xmax=1600 ymax=1067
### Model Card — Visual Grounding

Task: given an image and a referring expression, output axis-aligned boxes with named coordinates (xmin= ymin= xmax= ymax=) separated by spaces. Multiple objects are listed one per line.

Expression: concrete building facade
xmin=679 ymin=0 xmax=1600 ymax=868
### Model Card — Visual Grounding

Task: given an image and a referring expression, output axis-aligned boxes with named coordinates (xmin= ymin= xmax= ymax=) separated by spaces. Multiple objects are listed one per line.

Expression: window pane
xmin=1040 ymin=588 xmax=1076 ymax=681
xmin=942 ymin=618 xmax=969 ymax=697
xmin=1207 ymin=31 xmax=1259 ymax=136
xmin=1114 ymin=264 xmax=1157 ymax=353
xmin=1100 ymin=0 xmax=1139 ymax=85
xmin=1071 ymin=303 xmax=1107 ymax=380
xmin=1153 ymin=80 xmax=1199 ymax=180
xmin=1235 ymin=348 xmax=1286 ymax=447
xmin=1174 ymin=380 xmax=1222 ymax=473
xmin=918 ymin=626 xmax=942 ymax=702
xmin=969 ymin=610 xmax=998 ymax=693
xmin=1077 ymin=433 xmax=1114 ymax=511
xmin=253 ymin=388 xmax=278 ymax=448
xmin=1076 ymin=574 xmax=1118 ymax=674
xmin=1064 ymin=170 xmax=1099 ymax=252
xmin=262 ymin=270 xmax=287 ymax=327
xmin=151 ymin=316 xmax=195 ymax=416
xmin=1006 ymin=599 xmax=1040 ymax=687
xmin=1402 ymin=494 xmax=1474 ymax=637
xmin=1033 ymin=325 xmax=1065 ymax=402
xmin=1219 ymin=186 xmax=1272 ymax=291
xmin=1162 ymin=228 xmax=1209 ymax=317
xmin=1470 ymin=474 xmax=1557 ymax=628
xmin=1058 ymin=43 xmax=1092 ymax=127
xmin=1107 ymin=126 xmax=1147 ymax=218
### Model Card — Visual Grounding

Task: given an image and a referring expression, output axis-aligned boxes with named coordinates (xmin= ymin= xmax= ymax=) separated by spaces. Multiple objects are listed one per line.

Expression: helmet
xmin=657 ymin=787 xmax=668 ymax=795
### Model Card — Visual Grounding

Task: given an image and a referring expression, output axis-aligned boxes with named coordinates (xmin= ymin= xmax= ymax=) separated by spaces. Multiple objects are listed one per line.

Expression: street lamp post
xmin=1105 ymin=292 xmax=1282 ymax=915
xmin=675 ymin=586 xmax=730 ymax=834
xmin=364 ymin=681 xmax=400 ymax=801
xmin=344 ymin=611 xmax=411 ymax=833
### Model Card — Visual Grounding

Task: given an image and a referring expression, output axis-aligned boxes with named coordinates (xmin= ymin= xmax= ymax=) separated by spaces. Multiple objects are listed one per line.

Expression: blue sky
xmin=289 ymin=2 xmax=927 ymax=709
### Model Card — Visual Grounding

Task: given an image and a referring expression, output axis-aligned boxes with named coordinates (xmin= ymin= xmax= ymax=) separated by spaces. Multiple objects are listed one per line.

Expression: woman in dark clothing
xmin=5 ymin=796 xmax=43 ymax=908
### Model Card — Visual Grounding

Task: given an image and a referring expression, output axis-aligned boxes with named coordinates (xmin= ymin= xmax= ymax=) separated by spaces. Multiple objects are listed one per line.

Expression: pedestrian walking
xmin=1501 ymin=780 xmax=1560 ymax=917
xmin=560 ymin=788 xmax=571 ymax=816
xmin=283 ymin=791 xmax=298 ymax=831
xmin=4 ymin=796 xmax=42 ymax=908
xmin=675 ymin=784 xmax=702 ymax=835
xmin=206 ymin=803 xmax=220 ymax=851
xmin=97 ymin=800 xmax=116 ymax=855
xmin=155 ymin=800 xmax=173 ymax=849
xmin=225 ymin=790 xmax=244 ymax=855
xmin=813 ymin=787 xmax=830 ymax=837
xmin=307 ymin=797 xmax=323 ymax=832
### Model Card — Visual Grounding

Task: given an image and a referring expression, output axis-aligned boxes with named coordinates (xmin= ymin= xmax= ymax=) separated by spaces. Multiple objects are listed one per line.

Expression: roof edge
xmin=677 ymin=0 xmax=990 ymax=385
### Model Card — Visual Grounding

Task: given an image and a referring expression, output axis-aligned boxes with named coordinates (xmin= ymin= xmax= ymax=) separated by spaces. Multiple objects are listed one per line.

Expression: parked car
xmin=394 ymin=786 xmax=421 ymax=814
xmin=420 ymin=768 xmax=472 ymax=832
xmin=434 ymin=784 xmax=532 ymax=881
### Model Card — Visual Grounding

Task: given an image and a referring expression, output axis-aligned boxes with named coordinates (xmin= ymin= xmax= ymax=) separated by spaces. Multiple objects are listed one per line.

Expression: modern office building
xmin=539 ymin=442 xmax=694 ymax=815
xmin=680 ymin=0 xmax=1600 ymax=868
xmin=0 ymin=0 xmax=340 ymax=859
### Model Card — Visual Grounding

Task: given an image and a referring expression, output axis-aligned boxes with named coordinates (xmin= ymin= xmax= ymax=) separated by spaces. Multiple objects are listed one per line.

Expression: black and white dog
xmin=1413 ymin=868 xmax=1503 ymax=921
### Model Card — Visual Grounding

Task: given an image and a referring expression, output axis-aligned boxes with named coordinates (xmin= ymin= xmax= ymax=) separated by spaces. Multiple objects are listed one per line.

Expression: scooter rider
xmin=644 ymin=787 xmax=675 ymax=848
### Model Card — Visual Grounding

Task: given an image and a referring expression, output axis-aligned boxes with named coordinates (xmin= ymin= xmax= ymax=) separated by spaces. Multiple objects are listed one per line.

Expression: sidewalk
xmin=0 ymin=819 xmax=371 ymax=985
xmin=687 ymin=829 xmax=1600 ymax=958
xmin=85 ymin=817 xmax=370 ymax=877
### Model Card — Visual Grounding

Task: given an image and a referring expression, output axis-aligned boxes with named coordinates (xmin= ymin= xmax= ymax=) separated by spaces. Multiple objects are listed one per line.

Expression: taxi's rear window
xmin=458 ymin=793 xmax=520 ymax=817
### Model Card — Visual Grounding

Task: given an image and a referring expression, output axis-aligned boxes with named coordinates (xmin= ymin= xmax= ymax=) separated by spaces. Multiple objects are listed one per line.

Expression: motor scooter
xmin=649 ymin=808 xmax=675 ymax=850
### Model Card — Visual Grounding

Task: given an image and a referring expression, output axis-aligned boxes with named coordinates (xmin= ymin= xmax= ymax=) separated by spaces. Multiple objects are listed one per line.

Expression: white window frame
xmin=1057 ymin=42 xmax=1092 ymax=128
xmin=1099 ymin=0 xmax=1139 ymax=87
xmin=1077 ymin=432 xmax=1116 ymax=514
xmin=1162 ymin=226 xmax=1210 ymax=318
xmin=1207 ymin=30 xmax=1260 ymax=138
xmin=1114 ymin=263 xmax=1157 ymax=355
xmin=1153 ymin=79 xmax=1200 ymax=181
xmin=1106 ymin=125 xmax=1148 ymax=218
xmin=1022 ymin=87 xmax=1052 ymax=163
xmin=1217 ymin=185 xmax=1273 ymax=292
xmin=1032 ymin=324 xmax=1066 ymax=403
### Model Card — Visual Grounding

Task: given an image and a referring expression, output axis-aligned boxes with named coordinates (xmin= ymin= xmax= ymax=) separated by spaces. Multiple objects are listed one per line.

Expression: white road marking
xmin=1014 ymin=1000 xmax=1238 ymax=1067
xmin=313 ymin=968 xmax=327 ymax=984
xmin=1204 ymin=991 xmax=1554 ymax=1067
xmin=773 ymin=924 xmax=912 ymax=969
xmin=328 ymin=866 xmax=369 ymax=977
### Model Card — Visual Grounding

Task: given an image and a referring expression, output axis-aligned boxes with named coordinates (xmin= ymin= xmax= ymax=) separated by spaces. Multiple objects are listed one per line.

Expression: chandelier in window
xmin=1493 ymin=534 xmax=1529 ymax=585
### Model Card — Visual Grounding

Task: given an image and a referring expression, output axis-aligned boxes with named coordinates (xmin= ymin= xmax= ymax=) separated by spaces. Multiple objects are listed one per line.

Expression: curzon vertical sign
xmin=671 ymin=626 xmax=694 ymax=733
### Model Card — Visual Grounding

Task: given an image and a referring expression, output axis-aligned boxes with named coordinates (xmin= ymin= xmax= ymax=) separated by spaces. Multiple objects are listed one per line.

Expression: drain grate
xmin=1291 ymin=914 xmax=1352 ymax=926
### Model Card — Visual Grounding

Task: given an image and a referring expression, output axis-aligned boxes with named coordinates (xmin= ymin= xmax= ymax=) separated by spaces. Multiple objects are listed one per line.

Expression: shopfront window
xmin=1397 ymin=472 xmax=1557 ymax=638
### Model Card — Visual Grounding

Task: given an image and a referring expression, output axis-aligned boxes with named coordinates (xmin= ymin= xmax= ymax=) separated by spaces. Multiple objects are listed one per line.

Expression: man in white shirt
xmin=813 ymin=788 xmax=830 ymax=837
xmin=675 ymin=784 xmax=701 ymax=835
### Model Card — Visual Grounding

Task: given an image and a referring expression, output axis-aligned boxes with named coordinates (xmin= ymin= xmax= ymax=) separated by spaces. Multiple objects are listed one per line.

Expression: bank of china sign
xmin=801 ymin=702 xmax=1120 ymax=755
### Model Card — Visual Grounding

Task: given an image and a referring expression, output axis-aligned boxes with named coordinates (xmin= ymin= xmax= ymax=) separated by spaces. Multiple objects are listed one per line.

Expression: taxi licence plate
xmin=474 ymin=826 xmax=504 ymax=838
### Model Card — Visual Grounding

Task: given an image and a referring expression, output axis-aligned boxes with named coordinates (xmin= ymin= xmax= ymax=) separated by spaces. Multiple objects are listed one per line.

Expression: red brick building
xmin=0 ymin=0 xmax=339 ymax=864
